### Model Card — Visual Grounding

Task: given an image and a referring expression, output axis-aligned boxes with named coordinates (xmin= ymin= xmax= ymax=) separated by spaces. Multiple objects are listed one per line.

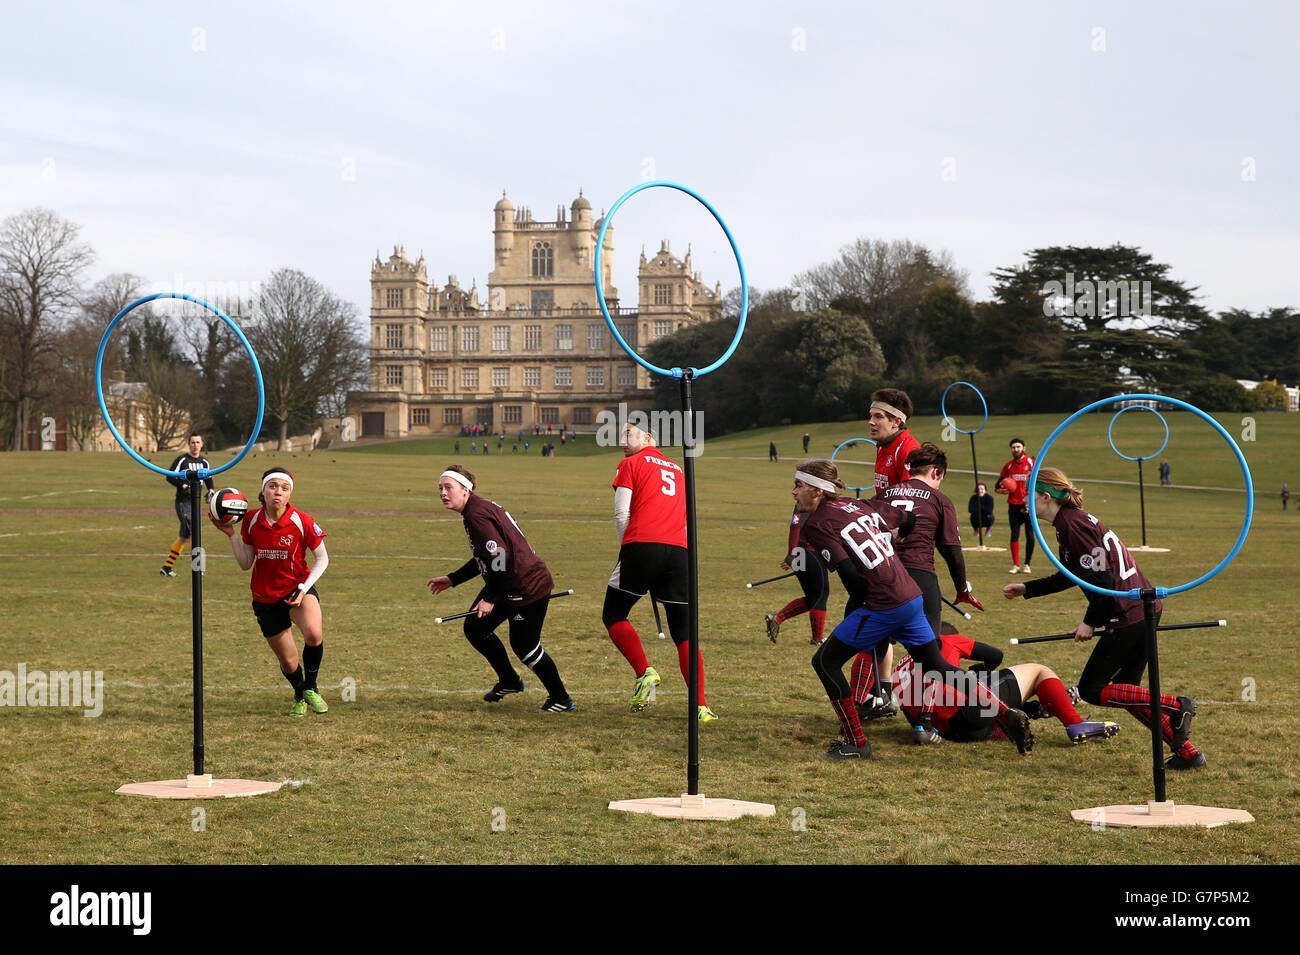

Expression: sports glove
xmin=954 ymin=583 xmax=984 ymax=612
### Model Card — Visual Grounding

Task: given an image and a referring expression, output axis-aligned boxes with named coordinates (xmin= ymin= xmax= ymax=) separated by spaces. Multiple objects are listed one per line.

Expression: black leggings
xmin=1077 ymin=615 xmax=1157 ymax=706
xmin=1008 ymin=505 xmax=1036 ymax=562
xmin=463 ymin=588 xmax=549 ymax=666
xmin=909 ymin=568 xmax=941 ymax=637
xmin=795 ymin=554 xmax=829 ymax=611
xmin=813 ymin=634 xmax=969 ymax=701
xmin=602 ymin=586 xmax=690 ymax=646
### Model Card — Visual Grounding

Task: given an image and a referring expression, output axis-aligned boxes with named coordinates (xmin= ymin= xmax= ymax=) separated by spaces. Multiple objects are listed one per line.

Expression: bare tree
xmin=0 ymin=209 xmax=94 ymax=449
xmin=250 ymin=269 xmax=368 ymax=449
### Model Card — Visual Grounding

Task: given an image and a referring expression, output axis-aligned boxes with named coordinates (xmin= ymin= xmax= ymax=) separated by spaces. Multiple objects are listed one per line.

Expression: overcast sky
xmin=3 ymin=0 xmax=1297 ymax=323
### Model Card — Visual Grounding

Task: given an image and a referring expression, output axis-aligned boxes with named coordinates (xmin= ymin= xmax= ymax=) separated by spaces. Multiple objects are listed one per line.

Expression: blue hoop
xmin=593 ymin=181 xmax=747 ymax=379
xmin=1030 ymin=394 xmax=1253 ymax=600
xmin=939 ymin=381 xmax=988 ymax=435
xmin=95 ymin=293 xmax=265 ymax=480
xmin=1107 ymin=405 xmax=1169 ymax=462
xmin=830 ymin=437 xmax=875 ymax=463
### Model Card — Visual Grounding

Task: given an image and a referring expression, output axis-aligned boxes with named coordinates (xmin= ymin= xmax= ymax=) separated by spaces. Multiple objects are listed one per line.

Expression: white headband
xmin=261 ymin=471 xmax=294 ymax=492
xmin=440 ymin=470 xmax=474 ymax=491
xmin=870 ymin=400 xmax=907 ymax=423
xmin=794 ymin=470 xmax=837 ymax=493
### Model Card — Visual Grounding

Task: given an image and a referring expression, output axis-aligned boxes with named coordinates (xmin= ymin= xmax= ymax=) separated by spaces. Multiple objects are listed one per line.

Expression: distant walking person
xmin=769 ymin=442 xmax=778 ymax=463
xmin=1159 ymin=460 xmax=1171 ymax=486
xmin=802 ymin=432 xmax=811 ymax=453
xmin=1283 ymin=484 xmax=1291 ymax=510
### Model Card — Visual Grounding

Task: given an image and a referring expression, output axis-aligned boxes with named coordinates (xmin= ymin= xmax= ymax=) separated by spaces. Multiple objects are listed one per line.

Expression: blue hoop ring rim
xmin=593 ymin=181 xmax=747 ymax=379
xmin=1107 ymin=405 xmax=1169 ymax=462
xmin=830 ymin=437 xmax=876 ymax=463
xmin=95 ymin=293 xmax=265 ymax=480
xmin=1029 ymin=394 xmax=1253 ymax=600
xmin=939 ymin=380 xmax=989 ymax=435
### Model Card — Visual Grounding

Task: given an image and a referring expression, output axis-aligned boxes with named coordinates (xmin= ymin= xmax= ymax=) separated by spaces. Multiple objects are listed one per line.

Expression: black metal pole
xmin=969 ymin=432 xmax=984 ymax=546
xmin=680 ymin=372 xmax=700 ymax=796
xmin=188 ymin=470 xmax=205 ymax=777
xmin=1142 ymin=589 xmax=1165 ymax=803
xmin=1137 ymin=458 xmax=1148 ymax=547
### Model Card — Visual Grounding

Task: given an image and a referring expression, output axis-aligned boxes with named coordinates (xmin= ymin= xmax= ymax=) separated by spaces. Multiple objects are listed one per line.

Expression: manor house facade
xmin=348 ymin=192 xmax=723 ymax=438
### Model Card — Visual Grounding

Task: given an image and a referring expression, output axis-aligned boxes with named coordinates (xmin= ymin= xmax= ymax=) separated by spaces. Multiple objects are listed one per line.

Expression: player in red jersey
xmin=603 ymin=423 xmax=715 ymax=722
xmin=763 ymin=509 xmax=829 ymax=646
xmin=997 ymin=438 xmax=1037 ymax=574
xmin=890 ymin=622 xmax=1120 ymax=745
xmin=210 ymin=468 xmax=330 ymax=716
xmin=791 ymin=460 xmax=1033 ymax=759
xmin=1002 ymin=467 xmax=1204 ymax=769
xmin=427 ymin=465 xmax=574 ymax=712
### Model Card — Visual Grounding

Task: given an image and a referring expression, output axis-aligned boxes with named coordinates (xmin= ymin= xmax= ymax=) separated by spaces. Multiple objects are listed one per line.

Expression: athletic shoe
xmin=1171 ymin=696 xmax=1198 ymax=751
xmin=1067 ymin=684 xmax=1082 ymax=706
xmin=859 ymin=691 xmax=898 ymax=721
xmin=1008 ymin=565 xmax=1020 ymax=574
xmin=697 ymin=705 xmax=718 ymax=723
xmin=823 ymin=739 xmax=871 ymax=760
xmin=287 ymin=697 xmax=308 ymax=717
xmin=539 ymin=697 xmax=576 ymax=712
xmin=302 ymin=689 xmax=329 ymax=713
xmin=1165 ymin=751 xmax=1206 ymax=770
xmin=913 ymin=725 xmax=943 ymax=745
xmin=809 ymin=635 xmax=825 ymax=646
xmin=1021 ymin=565 xmax=1032 ymax=574
xmin=765 ymin=612 xmax=781 ymax=644
xmin=1021 ymin=700 xmax=1047 ymax=720
xmin=483 ymin=680 xmax=525 ymax=703
xmin=629 ymin=666 xmax=661 ymax=712
xmin=997 ymin=707 xmax=1035 ymax=755
xmin=160 ymin=566 xmax=178 ymax=577
xmin=1067 ymin=720 xmax=1120 ymax=743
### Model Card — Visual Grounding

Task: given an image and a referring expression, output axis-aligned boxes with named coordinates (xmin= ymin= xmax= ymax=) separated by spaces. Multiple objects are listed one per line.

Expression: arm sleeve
xmin=1080 ymin=568 xmax=1118 ymax=628
xmin=937 ymin=542 xmax=967 ymax=595
xmin=1022 ymin=571 xmax=1076 ymax=599
xmin=614 ymin=485 xmax=632 ymax=543
xmin=965 ymin=641 xmax=1003 ymax=672
xmin=166 ymin=455 xmax=186 ymax=489
xmin=299 ymin=543 xmax=329 ymax=592
xmin=834 ymin=558 xmax=865 ymax=607
xmin=447 ymin=558 xmax=479 ymax=588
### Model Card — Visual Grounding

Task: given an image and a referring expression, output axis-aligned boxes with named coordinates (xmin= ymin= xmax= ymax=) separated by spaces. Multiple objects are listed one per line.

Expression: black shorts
xmin=252 ymin=586 xmax=320 ymax=638
xmin=607 ymin=541 xmax=688 ymax=605
xmin=943 ymin=668 xmax=1022 ymax=742
xmin=175 ymin=499 xmax=194 ymax=538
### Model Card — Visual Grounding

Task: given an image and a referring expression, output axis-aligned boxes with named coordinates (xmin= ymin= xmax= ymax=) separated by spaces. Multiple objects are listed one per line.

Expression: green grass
xmin=1 ymin=412 xmax=1297 ymax=864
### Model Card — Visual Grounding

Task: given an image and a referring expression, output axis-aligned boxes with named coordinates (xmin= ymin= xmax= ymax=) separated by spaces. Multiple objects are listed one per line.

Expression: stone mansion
xmin=347 ymin=192 xmax=723 ymax=438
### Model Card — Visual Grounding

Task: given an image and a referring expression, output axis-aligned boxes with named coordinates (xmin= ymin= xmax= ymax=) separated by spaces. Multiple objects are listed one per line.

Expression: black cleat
xmin=483 ymin=680 xmax=525 ymax=703
xmin=538 ymin=696 xmax=575 ymax=712
xmin=765 ymin=612 xmax=780 ymax=644
xmin=997 ymin=707 xmax=1035 ymax=755
xmin=1171 ymin=696 xmax=1198 ymax=751
xmin=1021 ymin=700 xmax=1047 ymax=720
xmin=823 ymin=739 xmax=872 ymax=760
xmin=1165 ymin=751 xmax=1206 ymax=770
xmin=858 ymin=692 xmax=898 ymax=722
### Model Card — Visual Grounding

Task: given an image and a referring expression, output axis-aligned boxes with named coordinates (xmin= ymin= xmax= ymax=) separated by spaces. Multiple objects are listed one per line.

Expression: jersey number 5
xmin=660 ymin=469 xmax=677 ymax=496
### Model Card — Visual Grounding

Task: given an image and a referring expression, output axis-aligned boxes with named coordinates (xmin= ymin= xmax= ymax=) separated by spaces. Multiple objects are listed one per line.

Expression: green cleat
xmin=302 ymin=689 xmax=329 ymax=713
xmin=288 ymin=697 xmax=308 ymax=717
xmin=630 ymin=666 xmax=661 ymax=712
xmin=697 ymin=705 xmax=718 ymax=723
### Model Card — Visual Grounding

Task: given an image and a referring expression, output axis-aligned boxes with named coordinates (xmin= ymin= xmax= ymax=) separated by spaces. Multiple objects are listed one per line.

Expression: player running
xmin=998 ymin=438 xmax=1036 ymax=574
xmin=210 ymin=468 xmax=330 ymax=716
xmin=159 ymin=432 xmax=215 ymax=577
xmin=427 ymin=465 xmax=574 ymax=712
xmin=602 ymin=423 xmax=716 ymax=722
xmin=791 ymin=460 xmax=1034 ymax=759
xmin=1002 ymin=467 xmax=1203 ymax=769
xmin=763 ymin=506 xmax=830 ymax=646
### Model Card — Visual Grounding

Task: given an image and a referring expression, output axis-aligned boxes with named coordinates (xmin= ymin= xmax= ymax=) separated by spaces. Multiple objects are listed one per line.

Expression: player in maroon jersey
xmin=998 ymin=438 xmax=1036 ymax=574
xmin=209 ymin=468 xmax=331 ymax=716
xmin=427 ymin=465 xmax=574 ymax=712
xmin=763 ymin=509 xmax=829 ymax=646
xmin=602 ymin=424 xmax=715 ymax=722
xmin=1002 ymin=467 xmax=1203 ymax=769
xmin=890 ymin=622 xmax=1120 ymax=745
xmin=792 ymin=460 xmax=1033 ymax=759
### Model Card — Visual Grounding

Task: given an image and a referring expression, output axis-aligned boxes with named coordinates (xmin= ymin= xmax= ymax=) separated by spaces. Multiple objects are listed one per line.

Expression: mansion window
xmin=462 ymin=326 xmax=480 ymax=352
xmin=430 ymin=368 xmax=448 ymax=388
xmin=573 ymin=407 xmax=592 ymax=426
xmin=492 ymin=325 xmax=511 ymax=351
xmin=615 ymin=321 xmax=636 ymax=346
xmin=385 ymin=324 xmax=403 ymax=349
xmin=384 ymin=365 xmax=403 ymax=387
xmin=430 ymin=327 xmax=449 ymax=351
xmin=410 ymin=407 xmax=430 ymax=426
xmin=492 ymin=367 xmax=510 ymax=388
xmin=653 ymin=284 xmax=672 ymax=305
xmin=503 ymin=406 xmax=522 ymax=424
xmin=525 ymin=324 xmax=542 ymax=350
xmin=462 ymin=367 xmax=479 ymax=390
xmin=617 ymin=365 xmax=636 ymax=388
xmin=523 ymin=367 xmax=541 ymax=387
xmin=653 ymin=320 xmax=673 ymax=339
xmin=443 ymin=408 xmax=462 ymax=425
xmin=531 ymin=241 xmax=553 ymax=277
xmin=555 ymin=324 xmax=573 ymax=350
xmin=555 ymin=366 xmax=572 ymax=387
xmin=386 ymin=287 xmax=403 ymax=308
xmin=540 ymin=407 xmax=560 ymax=425
xmin=586 ymin=366 xmax=605 ymax=387
xmin=586 ymin=324 xmax=604 ymax=350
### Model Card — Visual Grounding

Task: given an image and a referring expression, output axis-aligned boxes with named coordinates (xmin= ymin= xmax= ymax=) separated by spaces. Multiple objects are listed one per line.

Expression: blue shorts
xmin=831 ymin=595 xmax=935 ymax=652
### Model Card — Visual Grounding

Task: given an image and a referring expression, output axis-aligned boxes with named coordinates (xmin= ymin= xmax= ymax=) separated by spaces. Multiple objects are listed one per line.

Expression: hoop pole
xmin=189 ymin=474 xmax=204 ymax=776
xmin=1143 ymin=591 xmax=1167 ymax=803
xmin=969 ymin=431 xmax=983 ymax=546
xmin=1138 ymin=458 xmax=1148 ymax=547
xmin=681 ymin=372 xmax=700 ymax=795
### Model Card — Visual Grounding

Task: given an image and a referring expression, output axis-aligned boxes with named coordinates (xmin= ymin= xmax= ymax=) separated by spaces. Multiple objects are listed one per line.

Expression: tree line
xmin=646 ymin=239 xmax=1298 ymax=431
xmin=0 ymin=208 xmax=367 ymax=452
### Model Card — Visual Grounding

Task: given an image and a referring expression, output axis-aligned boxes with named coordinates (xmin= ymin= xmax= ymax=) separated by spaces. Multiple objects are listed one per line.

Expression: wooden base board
xmin=1129 ymin=546 xmax=1171 ymax=552
xmin=115 ymin=778 xmax=284 ymax=799
xmin=608 ymin=793 xmax=776 ymax=820
xmin=1070 ymin=801 xmax=1254 ymax=829
xmin=962 ymin=545 xmax=1007 ymax=552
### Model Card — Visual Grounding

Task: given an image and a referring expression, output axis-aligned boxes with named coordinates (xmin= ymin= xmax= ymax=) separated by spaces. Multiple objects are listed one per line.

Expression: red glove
xmin=954 ymin=585 xmax=985 ymax=612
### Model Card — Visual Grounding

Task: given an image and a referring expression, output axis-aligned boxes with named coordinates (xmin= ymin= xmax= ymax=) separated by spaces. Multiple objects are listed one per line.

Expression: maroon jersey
xmin=1025 ymin=507 xmax=1159 ymax=629
xmin=999 ymin=453 xmax=1035 ymax=508
xmin=788 ymin=508 xmax=803 ymax=554
xmin=874 ymin=429 xmax=921 ymax=495
xmin=881 ymin=479 xmax=961 ymax=575
xmin=455 ymin=494 xmax=553 ymax=606
xmin=797 ymin=497 xmax=921 ymax=611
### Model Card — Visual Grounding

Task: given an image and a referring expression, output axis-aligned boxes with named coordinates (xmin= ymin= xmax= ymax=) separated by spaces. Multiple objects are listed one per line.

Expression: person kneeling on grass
xmin=211 ymin=468 xmax=330 ymax=717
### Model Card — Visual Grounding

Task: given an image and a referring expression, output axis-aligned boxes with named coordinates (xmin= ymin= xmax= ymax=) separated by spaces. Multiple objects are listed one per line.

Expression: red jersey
xmin=874 ymin=429 xmax=921 ymax=495
xmin=241 ymin=504 xmax=326 ymax=602
xmin=999 ymin=453 xmax=1035 ymax=508
xmin=614 ymin=447 xmax=687 ymax=548
xmin=797 ymin=496 xmax=921 ymax=611
xmin=881 ymin=478 xmax=962 ymax=575
xmin=893 ymin=633 xmax=973 ymax=734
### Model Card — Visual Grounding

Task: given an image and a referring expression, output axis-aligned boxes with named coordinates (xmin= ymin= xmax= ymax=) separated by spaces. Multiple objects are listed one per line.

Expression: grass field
xmin=1 ymin=411 xmax=1297 ymax=864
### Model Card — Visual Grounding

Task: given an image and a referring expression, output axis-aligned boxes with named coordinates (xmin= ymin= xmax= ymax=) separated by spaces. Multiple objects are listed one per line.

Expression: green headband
xmin=1034 ymin=482 xmax=1071 ymax=500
